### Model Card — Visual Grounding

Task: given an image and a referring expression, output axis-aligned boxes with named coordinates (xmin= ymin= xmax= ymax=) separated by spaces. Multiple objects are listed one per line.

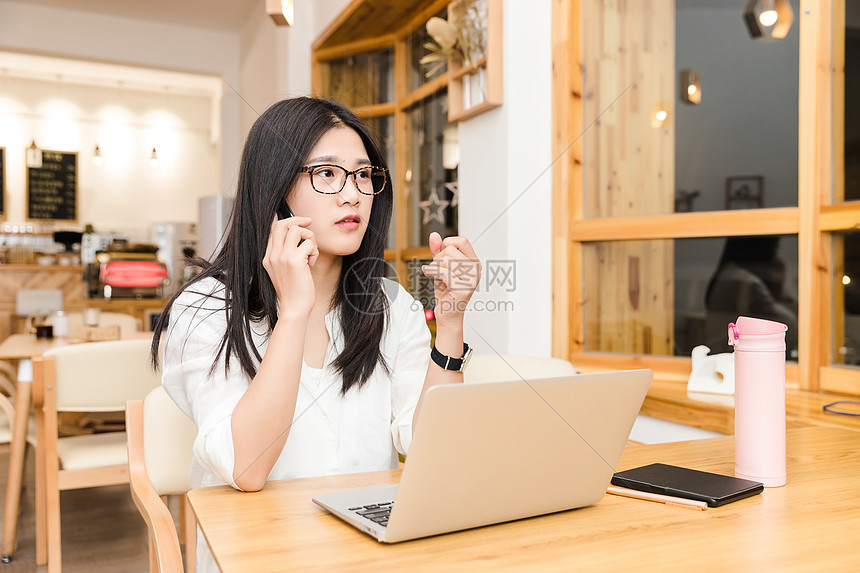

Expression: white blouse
xmin=161 ymin=276 xmax=431 ymax=572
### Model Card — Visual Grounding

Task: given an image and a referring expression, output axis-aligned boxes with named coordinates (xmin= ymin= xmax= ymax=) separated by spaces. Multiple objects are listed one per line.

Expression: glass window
xmin=582 ymin=0 xmax=799 ymax=217
xmin=406 ymin=91 xmax=458 ymax=248
xmin=405 ymin=257 xmax=435 ymax=311
xmin=319 ymin=48 xmax=394 ymax=108
xmin=363 ymin=114 xmax=397 ymax=250
xmin=408 ymin=9 xmax=448 ymax=91
xmin=584 ymin=235 xmax=799 ymax=359
xmin=833 ymin=231 xmax=860 ymax=365
xmin=841 ymin=1 xmax=860 ymax=202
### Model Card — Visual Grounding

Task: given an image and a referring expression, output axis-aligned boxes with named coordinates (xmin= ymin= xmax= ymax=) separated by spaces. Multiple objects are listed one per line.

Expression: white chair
xmin=33 ymin=338 xmax=161 ymax=572
xmin=463 ymin=354 xmax=578 ymax=384
xmin=127 ymin=386 xmax=197 ymax=573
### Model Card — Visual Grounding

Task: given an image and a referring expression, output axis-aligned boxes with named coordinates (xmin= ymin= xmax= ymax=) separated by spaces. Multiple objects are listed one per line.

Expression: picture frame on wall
xmin=725 ymin=175 xmax=764 ymax=210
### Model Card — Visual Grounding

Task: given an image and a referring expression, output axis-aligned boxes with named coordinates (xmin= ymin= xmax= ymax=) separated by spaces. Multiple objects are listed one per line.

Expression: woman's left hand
xmin=422 ymin=232 xmax=481 ymax=325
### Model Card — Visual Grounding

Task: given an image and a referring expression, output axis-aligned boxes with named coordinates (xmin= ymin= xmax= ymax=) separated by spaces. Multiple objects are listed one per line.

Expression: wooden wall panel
xmin=581 ymin=0 xmax=675 ymax=355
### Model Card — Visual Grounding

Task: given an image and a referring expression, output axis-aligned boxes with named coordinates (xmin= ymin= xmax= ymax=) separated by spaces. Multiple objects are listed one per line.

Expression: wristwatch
xmin=430 ymin=342 xmax=473 ymax=373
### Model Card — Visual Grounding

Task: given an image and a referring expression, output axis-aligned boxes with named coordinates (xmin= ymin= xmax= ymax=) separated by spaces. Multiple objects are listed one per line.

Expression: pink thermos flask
xmin=728 ymin=316 xmax=787 ymax=487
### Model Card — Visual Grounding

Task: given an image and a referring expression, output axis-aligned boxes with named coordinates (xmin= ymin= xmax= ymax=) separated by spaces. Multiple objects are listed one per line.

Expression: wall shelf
xmin=447 ymin=0 xmax=502 ymax=122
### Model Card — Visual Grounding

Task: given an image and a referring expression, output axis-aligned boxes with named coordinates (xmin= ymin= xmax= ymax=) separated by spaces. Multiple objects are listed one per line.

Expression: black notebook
xmin=611 ymin=463 xmax=764 ymax=507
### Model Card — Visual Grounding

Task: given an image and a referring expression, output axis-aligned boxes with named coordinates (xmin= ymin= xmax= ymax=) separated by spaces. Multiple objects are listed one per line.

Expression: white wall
xmin=458 ymin=0 xmax=553 ymax=357
xmin=236 ymin=0 xmax=350 ymax=137
xmin=0 ymin=0 xmax=241 ymax=196
xmin=0 ymin=73 xmax=219 ymax=238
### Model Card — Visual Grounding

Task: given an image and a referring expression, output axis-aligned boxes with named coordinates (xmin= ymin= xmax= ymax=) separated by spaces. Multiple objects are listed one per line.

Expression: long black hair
xmin=151 ymin=97 xmax=393 ymax=394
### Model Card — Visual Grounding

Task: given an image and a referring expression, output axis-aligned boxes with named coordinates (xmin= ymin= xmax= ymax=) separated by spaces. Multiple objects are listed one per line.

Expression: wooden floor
xmin=0 ymin=445 xmax=159 ymax=573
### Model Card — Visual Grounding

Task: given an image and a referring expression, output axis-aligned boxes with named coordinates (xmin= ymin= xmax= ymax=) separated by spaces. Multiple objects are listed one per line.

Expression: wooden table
xmin=188 ymin=425 xmax=860 ymax=572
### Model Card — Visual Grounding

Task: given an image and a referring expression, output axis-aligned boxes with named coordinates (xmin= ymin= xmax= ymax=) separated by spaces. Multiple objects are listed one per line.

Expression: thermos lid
xmin=728 ymin=316 xmax=788 ymax=352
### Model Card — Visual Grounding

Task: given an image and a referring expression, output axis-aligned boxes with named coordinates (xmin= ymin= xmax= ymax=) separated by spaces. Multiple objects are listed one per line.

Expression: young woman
xmin=151 ymin=97 xmax=480 ymax=570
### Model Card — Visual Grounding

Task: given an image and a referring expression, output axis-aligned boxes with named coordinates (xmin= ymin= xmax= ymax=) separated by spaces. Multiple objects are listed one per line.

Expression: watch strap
xmin=431 ymin=342 xmax=471 ymax=372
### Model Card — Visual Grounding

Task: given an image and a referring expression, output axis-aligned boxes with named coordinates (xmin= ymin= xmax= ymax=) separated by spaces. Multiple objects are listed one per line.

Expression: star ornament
xmin=419 ymin=187 xmax=451 ymax=224
xmin=444 ymin=181 xmax=459 ymax=208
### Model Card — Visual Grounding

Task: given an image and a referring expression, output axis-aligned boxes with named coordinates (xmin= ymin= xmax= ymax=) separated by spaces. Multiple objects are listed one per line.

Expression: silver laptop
xmin=313 ymin=369 xmax=652 ymax=543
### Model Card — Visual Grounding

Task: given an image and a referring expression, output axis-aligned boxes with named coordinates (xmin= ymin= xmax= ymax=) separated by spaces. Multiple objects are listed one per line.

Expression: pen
xmin=606 ymin=485 xmax=708 ymax=511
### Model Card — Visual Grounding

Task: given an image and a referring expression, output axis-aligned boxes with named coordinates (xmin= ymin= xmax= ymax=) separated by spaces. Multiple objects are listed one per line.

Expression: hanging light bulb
xmin=759 ymin=8 xmax=778 ymax=27
xmin=26 ymin=140 xmax=42 ymax=168
xmin=744 ymin=0 xmax=793 ymax=40
xmin=149 ymin=147 xmax=160 ymax=168
xmin=92 ymin=145 xmax=103 ymax=166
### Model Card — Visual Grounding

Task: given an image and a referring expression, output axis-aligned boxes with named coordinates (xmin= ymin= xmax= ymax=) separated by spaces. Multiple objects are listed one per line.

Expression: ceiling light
xmin=92 ymin=145 xmax=103 ymax=166
xmin=26 ymin=140 xmax=42 ymax=168
xmin=267 ymin=0 xmax=294 ymax=26
xmin=744 ymin=0 xmax=793 ymax=40
xmin=149 ymin=147 xmax=160 ymax=168
xmin=759 ymin=9 xmax=778 ymax=27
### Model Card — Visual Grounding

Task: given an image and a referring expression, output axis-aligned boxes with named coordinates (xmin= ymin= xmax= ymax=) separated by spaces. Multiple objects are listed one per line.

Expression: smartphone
xmin=276 ymin=201 xmax=305 ymax=246
xmin=277 ymin=201 xmax=293 ymax=220
xmin=611 ymin=463 xmax=763 ymax=507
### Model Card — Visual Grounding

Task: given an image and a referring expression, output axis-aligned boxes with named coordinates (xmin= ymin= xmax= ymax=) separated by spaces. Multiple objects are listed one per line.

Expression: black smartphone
xmin=277 ymin=201 xmax=293 ymax=220
xmin=611 ymin=463 xmax=763 ymax=507
xmin=276 ymin=201 xmax=305 ymax=246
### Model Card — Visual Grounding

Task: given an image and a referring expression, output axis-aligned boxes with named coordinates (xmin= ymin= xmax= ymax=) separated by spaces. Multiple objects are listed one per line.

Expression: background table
xmin=188 ymin=425 xmax=860 ymax=572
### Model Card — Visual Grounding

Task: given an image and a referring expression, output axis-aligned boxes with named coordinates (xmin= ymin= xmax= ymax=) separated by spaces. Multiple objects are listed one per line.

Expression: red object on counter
xmin=100 ymin=261 xmax=168 ymax=288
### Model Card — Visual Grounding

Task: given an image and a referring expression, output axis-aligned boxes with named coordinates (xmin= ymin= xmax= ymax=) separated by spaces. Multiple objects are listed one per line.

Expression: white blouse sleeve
xmin=386 ymin=281 xmax=432 ymax=456
xmin=161 ymin=278 xmax=253 ymax=490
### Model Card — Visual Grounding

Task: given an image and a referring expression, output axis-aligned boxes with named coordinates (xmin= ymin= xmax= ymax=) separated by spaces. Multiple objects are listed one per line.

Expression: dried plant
xmin=419 ymin=0 xmax=488 ymax=78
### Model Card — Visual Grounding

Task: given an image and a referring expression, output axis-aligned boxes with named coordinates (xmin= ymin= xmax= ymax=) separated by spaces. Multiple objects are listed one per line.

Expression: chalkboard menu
xmin=0 ymin=147 xmax=5 ymax=216
xmin=27 ymin=150 xmax=77 ymax=221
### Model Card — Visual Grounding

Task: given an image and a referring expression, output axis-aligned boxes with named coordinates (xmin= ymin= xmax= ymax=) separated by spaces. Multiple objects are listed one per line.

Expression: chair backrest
xmin=65 ymin=311 xmax=141 ymax=337
xmin=127 ymin=386 xmax=197 ymax=572
xmin=143 ymin=386 xmax=196 ymax=495
xmin=463 ymin=354 xmax=578 ymax=384
xmin=43 ymin=338 xmax=160 ymax=412
xmin=15 ymin=289 xmax=63 ymax=317
xmin=0 ymin=393 xmax=14 ymax=443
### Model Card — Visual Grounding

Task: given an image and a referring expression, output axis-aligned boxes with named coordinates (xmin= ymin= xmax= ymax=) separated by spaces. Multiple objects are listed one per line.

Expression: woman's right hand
xmin=263 ymin=216 xmax=319 ymax=319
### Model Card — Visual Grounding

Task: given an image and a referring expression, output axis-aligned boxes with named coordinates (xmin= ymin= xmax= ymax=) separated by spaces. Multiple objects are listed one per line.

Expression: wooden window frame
xmin=312 ymin=0 xmax=452 ymax=290
xmin=552 ymin=0 xmax=859 ymax=395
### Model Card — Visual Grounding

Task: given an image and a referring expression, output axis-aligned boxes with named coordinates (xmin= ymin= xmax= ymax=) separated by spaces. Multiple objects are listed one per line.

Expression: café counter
xmin=0 ymin=263 xmax=168 ymax=337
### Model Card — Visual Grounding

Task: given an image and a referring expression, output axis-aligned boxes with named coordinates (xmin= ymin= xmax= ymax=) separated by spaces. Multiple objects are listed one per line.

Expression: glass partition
xmin=584 ymin=235 xmax=799 ymax=359
xmin=406 ymin=91 xmax=458 ymax=248
xmin=581 ymin=0 xmax=800 ymax=217
xmin=319 ymin=48 xmax=394 ymax=109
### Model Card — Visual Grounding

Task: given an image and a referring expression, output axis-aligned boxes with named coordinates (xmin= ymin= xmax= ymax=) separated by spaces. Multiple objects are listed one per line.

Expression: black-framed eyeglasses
xmin=300 ymin=164 xmax=388 ymax=196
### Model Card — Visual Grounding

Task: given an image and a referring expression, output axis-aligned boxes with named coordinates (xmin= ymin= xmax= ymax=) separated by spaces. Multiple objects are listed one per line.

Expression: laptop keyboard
xmin=349 ymin=501 xmax=394 ymax=527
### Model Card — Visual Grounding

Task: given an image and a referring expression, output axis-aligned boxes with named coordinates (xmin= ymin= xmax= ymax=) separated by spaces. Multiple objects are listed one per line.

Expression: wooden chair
xmin=127 ymin=386 xmax=198 ymax=573
xmin=463 ymin=354 xmax=578 ymax=384
xmin=32 ymin=338 xmax=161 ymax=572
xmin=0 ymin=360 xmax=19 ymax=449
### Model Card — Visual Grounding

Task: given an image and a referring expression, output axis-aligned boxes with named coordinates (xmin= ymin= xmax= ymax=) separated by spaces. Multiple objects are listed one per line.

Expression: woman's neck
xmin=310 ymin=252 xmax=343 ymax=313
